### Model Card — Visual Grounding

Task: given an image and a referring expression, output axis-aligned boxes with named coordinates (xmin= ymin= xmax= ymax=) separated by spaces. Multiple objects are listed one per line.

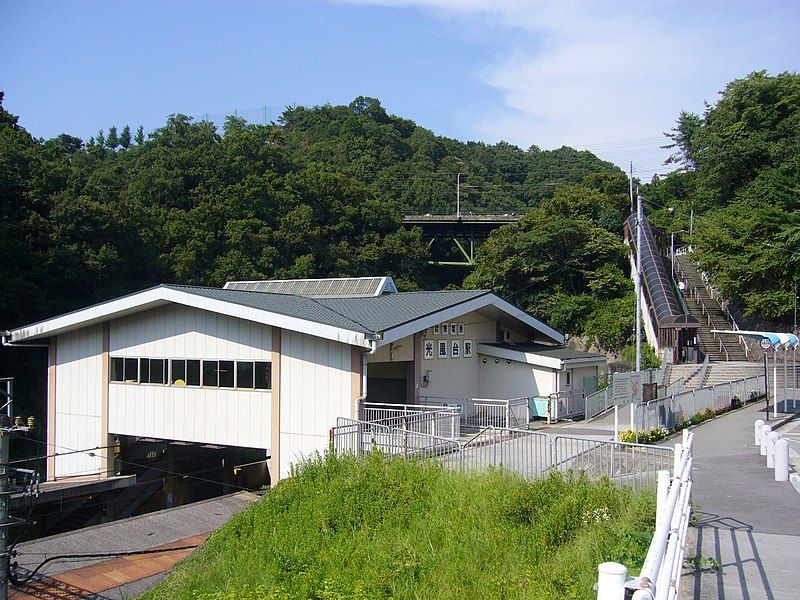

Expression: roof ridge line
xmin=167 ymin=284 xmax=372 ymax=334
xmin=305 ymin=295 xmax=375 ymax=333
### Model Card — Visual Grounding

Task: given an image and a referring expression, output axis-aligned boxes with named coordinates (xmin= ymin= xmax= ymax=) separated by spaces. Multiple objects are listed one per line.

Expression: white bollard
xmin=754 ymin=419 xmax=765 ymax=445
xmin=775 ymin=438 xmax=790 ymax=482
xmin=760 ymin=424 xmax=772 ymax=456
xmin=656 ymin=470 xmax=670 ymax=529
xmin=766 ymin=431 xmax=778 ymax=468
xmin=597 ymin=562 xmax=627 ymax=600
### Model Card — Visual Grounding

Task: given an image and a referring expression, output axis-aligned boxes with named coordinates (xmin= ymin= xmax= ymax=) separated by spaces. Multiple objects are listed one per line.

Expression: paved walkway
xmin=680 ymin=403 xmax=800 ymax=600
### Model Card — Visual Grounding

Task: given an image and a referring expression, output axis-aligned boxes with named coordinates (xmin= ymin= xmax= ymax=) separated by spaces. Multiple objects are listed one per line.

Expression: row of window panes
xmin=110 ymin=357 xmax=271 ymax=390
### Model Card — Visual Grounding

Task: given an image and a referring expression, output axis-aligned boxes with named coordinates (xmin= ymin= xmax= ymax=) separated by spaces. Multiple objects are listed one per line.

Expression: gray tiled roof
xmin=163 ymin=285 xmax=371 ymax=333
xmin=166 ymin=285 xmax=490 ymax=335
xmin=482 ymin=342 xmax=605 ymax=361
xmin=317 ymin=290 xmax=490 ymax=332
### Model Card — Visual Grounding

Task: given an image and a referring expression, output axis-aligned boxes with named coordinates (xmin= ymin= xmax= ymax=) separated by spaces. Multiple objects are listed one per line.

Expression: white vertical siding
xmin=109 ymin=304 xmax=271 ymax=360
xmin=279 ymin=330 xmax=352 ymax=478
xmin=108 ymin=385 xmax=270 ymax=448
xmin=54 ymin=326 xmax=104 ymax=478
xmin=107 ymin=304 xmax=272 ymax=449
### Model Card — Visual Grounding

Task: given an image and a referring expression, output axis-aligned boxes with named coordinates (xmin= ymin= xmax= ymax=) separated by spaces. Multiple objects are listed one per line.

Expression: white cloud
xmin=336 ymin=1 xmax=799 ymax=172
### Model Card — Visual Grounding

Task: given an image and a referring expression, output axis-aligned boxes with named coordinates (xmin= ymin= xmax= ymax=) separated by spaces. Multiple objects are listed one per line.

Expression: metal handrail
xmin=680 ymin=253 xmax=751 ymax=359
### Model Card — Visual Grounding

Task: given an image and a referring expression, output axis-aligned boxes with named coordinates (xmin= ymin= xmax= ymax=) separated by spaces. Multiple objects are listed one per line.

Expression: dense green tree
xmin=106 ymin=125 xmax=119 ymax=150
xmin=463 ymin=205 xmax=632 ymax=346
xmin=644 ymin=70 xmax=800 ymax=322
xmin=120 ymin=125 xmax=132 ymax=149
xmin=134 ymin=125 xmax=145 ymax=145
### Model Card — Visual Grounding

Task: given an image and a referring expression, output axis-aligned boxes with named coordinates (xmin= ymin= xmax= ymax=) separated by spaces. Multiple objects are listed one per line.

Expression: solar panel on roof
xmin=223 ymin=277 xmax=396 ymax=298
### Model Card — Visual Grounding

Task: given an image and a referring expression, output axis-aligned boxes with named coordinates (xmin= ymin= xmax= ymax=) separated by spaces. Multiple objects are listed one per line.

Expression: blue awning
xmin=711 ymin=330 xmax=799 ymax=349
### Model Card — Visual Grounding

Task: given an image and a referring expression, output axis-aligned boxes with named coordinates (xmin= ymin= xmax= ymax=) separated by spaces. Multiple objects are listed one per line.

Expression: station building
xmin=3 ymin=277 xmax=605 ymax=490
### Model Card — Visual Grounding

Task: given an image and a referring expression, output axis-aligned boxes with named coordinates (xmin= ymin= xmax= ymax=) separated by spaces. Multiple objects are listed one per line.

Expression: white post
xmin=630 ymin=403 xmax=635 ymax=432
xmin=766 ymin=431 xmax=778 ymax=468
xmin=793 ymin=346 xmax=797 ymax=409
xmin=775 ymin=438 xmax=790 ymax=482
xmin=754 ymin=419 xmax=765 ymax=445
xmin=614 ymin=405 xmax=619 ymax=441
xmin=783 ymin=345 xmax=788 ymax=413
xmin=636 ymin=195 xmax=643 ymax=372
xmin=773 ymin=348 xmax=779 ymax=418
xmin=597 ymin=562 xmax=627 ymax=600
xmin=656 ymin=470 xmax=670 ymax=528
xmin=673 ymin=442 xmax=683 ymax=475
xmin=760 ymin=424 xmax=771 ymax=456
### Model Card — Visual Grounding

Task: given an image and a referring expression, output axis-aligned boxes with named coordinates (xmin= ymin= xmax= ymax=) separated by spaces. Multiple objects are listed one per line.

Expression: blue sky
xmin=3 ymin=1 xmax=798 ymax=175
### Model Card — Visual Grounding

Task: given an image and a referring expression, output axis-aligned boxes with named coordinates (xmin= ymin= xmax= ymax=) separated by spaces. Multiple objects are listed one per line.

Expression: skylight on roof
xmin=223 ymin=277 xmax=397 ymax=298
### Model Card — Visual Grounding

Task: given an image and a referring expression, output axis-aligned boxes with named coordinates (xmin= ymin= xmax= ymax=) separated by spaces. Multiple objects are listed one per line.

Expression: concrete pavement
xmin=680 ymin=402 xmax=800 ymax=600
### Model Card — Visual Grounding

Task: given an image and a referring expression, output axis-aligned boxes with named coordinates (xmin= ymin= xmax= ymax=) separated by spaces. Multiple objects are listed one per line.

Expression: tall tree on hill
xmin=106 ymin=125 xmax=119 ymax=150
xmin=646 ymin=70 xmax=800 ymax=322
xmin=119 ymin=125 xmax=132 ymax=149
xmin=134 ymin=125 xmax=145 ymax=145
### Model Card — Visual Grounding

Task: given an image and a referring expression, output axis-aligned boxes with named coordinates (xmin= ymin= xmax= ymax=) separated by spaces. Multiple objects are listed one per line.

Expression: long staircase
xmin=674 ymin=253 xmax=748 ymax=361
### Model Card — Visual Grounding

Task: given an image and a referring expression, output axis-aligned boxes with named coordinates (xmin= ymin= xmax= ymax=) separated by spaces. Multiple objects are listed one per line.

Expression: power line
xmin=24 ymin=438 xmax=262 ymax=493
xmin=10 ymin=544 xmax=202 ymax=587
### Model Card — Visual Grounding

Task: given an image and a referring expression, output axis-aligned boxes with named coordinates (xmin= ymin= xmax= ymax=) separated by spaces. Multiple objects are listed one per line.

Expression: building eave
xmin=6 ymin=286 xmax=373 ymax=349
xmin=377 ymin=293 xmax=563 ymax=348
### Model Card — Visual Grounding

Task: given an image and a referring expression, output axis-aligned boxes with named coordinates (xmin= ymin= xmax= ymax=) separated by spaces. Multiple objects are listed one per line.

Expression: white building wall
xmin=54 ymin=326 xmax=104 ymax=478
xmin=478 ymin=360 xmax=555 ymax=399
xmin=107 ymin=304 xmax=272 ymax=449
xmin=418 ymin=311 xmax=497 ymax=400
xmin=565 ymin=364 xmax=602 ymax=393
xmin=279 ymin=330 xmax=353 ymax=478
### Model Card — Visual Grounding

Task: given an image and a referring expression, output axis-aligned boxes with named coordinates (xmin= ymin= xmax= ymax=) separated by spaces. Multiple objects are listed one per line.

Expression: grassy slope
xmin=143 ymin=453 xmax=654 ymax=600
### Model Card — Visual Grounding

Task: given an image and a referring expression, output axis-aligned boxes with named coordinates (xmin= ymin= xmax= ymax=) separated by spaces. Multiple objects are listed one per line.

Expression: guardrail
xmin=548 ymin=389 xmax=585 ymax=422
xmin=597 ymin=430 xmax=694 ymax=600
xmin=419 ymin=396 xmax=529 ymax=429
xmin=634 ymin=375 xmax=765 ymax=432
xmin=585 ymin=386 xmax=614 ymax=420
xmin=361 ymin=402 xmax=461 ymax=439
xmin=330 ymin=421 xmax=673 ymax=488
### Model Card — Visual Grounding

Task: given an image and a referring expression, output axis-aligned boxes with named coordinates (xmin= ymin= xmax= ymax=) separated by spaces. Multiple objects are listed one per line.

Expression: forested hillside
xmin=0 ymin=94 xmax=626 ymax=329
xmin=644 ymin=71 xmax=800 ymax=325
xmin=0 ymin=92 xmax=634 ymax=412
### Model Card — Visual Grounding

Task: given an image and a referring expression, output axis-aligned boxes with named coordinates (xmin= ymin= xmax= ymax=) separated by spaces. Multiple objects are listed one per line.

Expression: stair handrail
xmin=679 ymin=251 xmax=751 ymax=359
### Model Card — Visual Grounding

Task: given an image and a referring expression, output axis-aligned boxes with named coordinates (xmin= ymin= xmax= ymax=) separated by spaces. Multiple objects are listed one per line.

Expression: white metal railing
xmin=548 ymin=389 xmax=585 ymax=422
xmin=420 ymin=396 xmax=529 ymax=429
xmin=330 ymin=421 xmax=673 ymax=488
xmin=597 ymin=430 xmax=694 ymax=600
xmin=634 ymin=374 xmax=766 ymax=432
xmin=585 ymin=385 xmax=614 ymax=420
xmin=361 ymin=402 xmax=461 ymax=439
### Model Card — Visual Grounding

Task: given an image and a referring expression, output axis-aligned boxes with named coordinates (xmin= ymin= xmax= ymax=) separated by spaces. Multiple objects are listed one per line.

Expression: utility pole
xmin=456 ymin=173 xmax=466 ymax=219
xmin=0 ymin=378 xmax=36 ymax=600
xmin=635 ymin=194 xmax=643 ymax=372
xmin=629 ymin=163 xmax=634 ymax=215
